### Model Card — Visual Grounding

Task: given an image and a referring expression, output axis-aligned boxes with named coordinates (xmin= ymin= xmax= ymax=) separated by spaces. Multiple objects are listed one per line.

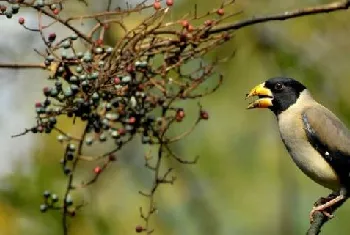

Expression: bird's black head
xmin=246 ymin=77 xmax=307 ymax=115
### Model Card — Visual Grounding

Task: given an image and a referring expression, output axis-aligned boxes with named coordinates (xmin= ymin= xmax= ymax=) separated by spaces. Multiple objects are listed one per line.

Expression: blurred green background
xmin=2 ymin=0 xmax=350 ymax=234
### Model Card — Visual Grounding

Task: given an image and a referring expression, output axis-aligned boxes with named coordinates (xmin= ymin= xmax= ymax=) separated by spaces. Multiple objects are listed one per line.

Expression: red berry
xmin=0 ymin=5 xmax=7 ymax=13
xmin=37 ymin=126 xmax=44 ymax=133
xmin=138 ymin=84 xmax=145 ymax=91
xmin=181 ymin=20 xmax=189 ymax=28
xmin=176 ymin=109 xmax=185 ymax=122
xmin=129 ymin=117 xmax=136 ymax=124
xmin=35 ymin=102 xmax=42 ymax=108
xmin=53 ymin=8 xmax=60 ymax=15
xmin=113 ymin=77 xmax=120 ymax=84
xmin=118 ymin=128 xmax=126 ymax=136
xmin=69 ymin=210 xmax=76 ymax=217
xmin=43 ymin=87 xmax=51 ymax=96
xmin=166 ymin=0 xmax=173 ymax=6
xmin=187 ymin=25 xmax=194 ymax=32
xmin=18 ymin=17 xmax=25 ymax=25
xmin=204 ymin=20 xmax=213 ymax=26
xmin=135 ymin=225 xmax=144 ymax=233
xmin=222 ymin=32 xmax=230 ymax=41
xmin=127 ymin=64 xmax=135 ymax=73
xmin=217 ymin=8 xmax=224 ymax=16
xmin=153 ymin=1 xmax=161 ymax=10
xmin=95 ymin=39 xmax=103 ymax=46
xmin=179 ymin=33 xmax=187 ymax=42
xmin=200 ymin=110 xmax=209 ymax=120
xmin=94 ymin=166 xmax=102 ymax=174
xmin=104 ymin=23 xmax=110 ymax=29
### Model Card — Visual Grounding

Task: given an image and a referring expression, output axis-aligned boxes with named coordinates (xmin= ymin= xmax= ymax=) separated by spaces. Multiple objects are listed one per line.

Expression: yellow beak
xmin=246 ymin=83 xmax=273 ymax=109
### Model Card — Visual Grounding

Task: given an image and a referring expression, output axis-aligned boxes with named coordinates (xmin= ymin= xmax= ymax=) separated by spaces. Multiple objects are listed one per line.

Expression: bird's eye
xmin=274 ymin=83 xmax=284 ymax=91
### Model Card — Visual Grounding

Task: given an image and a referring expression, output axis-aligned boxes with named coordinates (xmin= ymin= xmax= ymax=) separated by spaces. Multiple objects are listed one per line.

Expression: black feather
xmin=302 ymin=113 xmax=350 ymax=190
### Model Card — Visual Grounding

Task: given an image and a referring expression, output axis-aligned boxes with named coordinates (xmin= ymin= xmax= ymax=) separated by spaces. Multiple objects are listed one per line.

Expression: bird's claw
xmin=309 ymin=206 xmax=334 ymax=223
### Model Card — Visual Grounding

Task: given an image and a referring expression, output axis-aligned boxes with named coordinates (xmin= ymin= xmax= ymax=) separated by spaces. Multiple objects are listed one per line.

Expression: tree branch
xmin=0 ymin=63 xmax=46 ymax=69
xmin=307 ymin=192 xmax=348 ymax=235
xmin=209 ymin=0 xmax=350 ymax=34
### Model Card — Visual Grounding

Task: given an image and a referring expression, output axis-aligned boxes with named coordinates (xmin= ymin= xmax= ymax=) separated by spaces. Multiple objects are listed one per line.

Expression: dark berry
xmin=48 ymin=33 xmax=56 ymax=42
xmin=200 ymin=110 xmax=209 ymax=120
xmin=135 ymin=225 xmax=144 ymax=233
xmin=66 ymin=152 xmax=74 ymax=161
xmin=176 ymin=109 xmax=185 ymax=122
xmin=109 ymin=154 xmax=117 ymax=161
xmin=63 ymin=167 xmax=71 ymax=175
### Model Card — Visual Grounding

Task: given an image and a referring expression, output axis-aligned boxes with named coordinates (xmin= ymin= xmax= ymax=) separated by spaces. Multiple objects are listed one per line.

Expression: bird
xmin=246 ymin=77 xmax=350 ymax=222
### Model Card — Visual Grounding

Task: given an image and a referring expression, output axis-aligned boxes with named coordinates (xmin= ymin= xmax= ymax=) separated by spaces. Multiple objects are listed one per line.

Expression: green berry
xmin=62 ymin=40 xmax=71 ymax=49
xmin=5 ymin=10 xmax=13 ymax=19
xmin=111 ymin=130 xmax=119 ymax=139
xmin=70 ymin=75 xmax=78 ymax=83
xmin=94 ymin=47 xmax=103 ymax=54
xmin=85 ymin=137 xmax=93 ymax=145
xmin=40 ymin=204 xmax=48 ymax=212
xmin=79 ymin=74 xmax=87 ymax=80
xmin=90 ymin=72 xmax=99 ymax=80
xmin=92 ymin=92 xmax=99 ymax=100
xmin=57 ymin=135 xmax=65 ymax=142
xmin=43 ymin=190 xmax=51 ymax=198
xmin=70 ymin=34 xmax=78 ymax=40
xmin=68 ymin=143 xmax=75 ymax=151
xmin=76 ymin=66 xmax=83 ymax=73
xmin=106 ymin=47 xmax=113 ymax=53
xmin=76 ymin=52 xmax=84 ymax=58
xmin=57 ymin=66 xmax=64 ymax=74
xmin=51 ymin=194 xmax=59 ymax=202
xmin=65 ymin=195 xmax=73 ymax=205
xmin=99 ymin=134 xmax=107 ymax=142
xmin=50 ymin=87 xmax=58 ymax=97
xmin=64 ymin=88 xmax=73 ymax=97
xmin=135 ymin=61 xmax=147 ymax=67
xmin=122 ymin=76 xmax=131 ymax=83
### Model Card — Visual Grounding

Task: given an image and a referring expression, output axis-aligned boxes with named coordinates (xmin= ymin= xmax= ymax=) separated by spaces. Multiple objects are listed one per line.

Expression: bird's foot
xmin=309 ymin=205 xmax=334 ymax=223
xmin=309 ymin=194 xmax=345 ymax=223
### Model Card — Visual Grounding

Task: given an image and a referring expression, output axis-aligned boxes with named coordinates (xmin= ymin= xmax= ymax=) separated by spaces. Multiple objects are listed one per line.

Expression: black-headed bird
xmin=246 ymin=77 xmax=350 ymax=222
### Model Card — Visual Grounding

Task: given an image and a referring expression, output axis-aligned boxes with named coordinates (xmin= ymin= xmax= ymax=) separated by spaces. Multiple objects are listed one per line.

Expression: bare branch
xmin=209 ymin=0 xmax=350 ymax=34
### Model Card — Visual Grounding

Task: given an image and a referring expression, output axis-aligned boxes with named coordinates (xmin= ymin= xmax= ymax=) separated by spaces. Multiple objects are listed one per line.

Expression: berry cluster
xmin=7 ymin=0 xmax=235 ymax=233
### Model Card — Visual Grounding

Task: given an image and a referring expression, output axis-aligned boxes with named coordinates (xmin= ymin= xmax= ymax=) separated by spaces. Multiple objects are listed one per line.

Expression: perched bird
xmin=246 ymin=77 xmax=350 ymax=221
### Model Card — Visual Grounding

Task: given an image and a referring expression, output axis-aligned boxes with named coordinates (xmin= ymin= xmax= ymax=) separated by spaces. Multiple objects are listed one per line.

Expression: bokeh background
xmin=1 ymin=0 xmax=350 ymax=234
